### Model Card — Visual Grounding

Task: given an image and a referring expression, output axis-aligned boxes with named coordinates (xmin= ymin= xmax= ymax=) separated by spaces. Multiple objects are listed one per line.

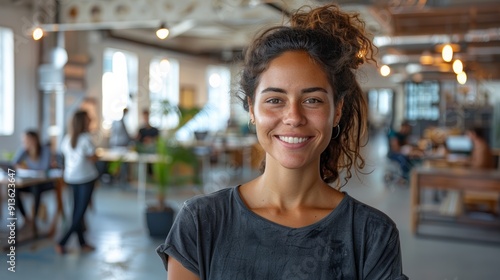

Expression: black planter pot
xmin=145 ymin=206 xmax=174 ymax=238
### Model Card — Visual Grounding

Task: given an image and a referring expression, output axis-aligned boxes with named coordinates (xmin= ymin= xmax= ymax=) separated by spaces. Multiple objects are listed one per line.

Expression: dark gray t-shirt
xmin=157 ymin=186 xmax=408 ymax=280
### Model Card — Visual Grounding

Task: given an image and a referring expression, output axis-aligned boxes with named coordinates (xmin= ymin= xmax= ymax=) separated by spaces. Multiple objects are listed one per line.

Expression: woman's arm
xmin=167 ymin=257 xmax=199 ymax=280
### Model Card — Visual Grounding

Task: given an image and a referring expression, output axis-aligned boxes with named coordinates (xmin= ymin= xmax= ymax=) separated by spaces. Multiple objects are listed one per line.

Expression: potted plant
xmin=145 ymin=100 xmax=200 ymax=238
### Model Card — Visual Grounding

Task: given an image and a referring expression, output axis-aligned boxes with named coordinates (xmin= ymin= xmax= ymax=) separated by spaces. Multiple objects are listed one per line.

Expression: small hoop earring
xmin=248 ymin=119 xmax=255 ymax=131
xmin=332 ymin=124 xmax=340 ymax=139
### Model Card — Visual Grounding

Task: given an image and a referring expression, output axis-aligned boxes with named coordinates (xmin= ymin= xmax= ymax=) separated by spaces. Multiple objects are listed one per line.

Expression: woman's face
xmin=22 ymin=134 xmax=35 ymax=150
xmin=250 ymin=51 xmax=342 ymax=170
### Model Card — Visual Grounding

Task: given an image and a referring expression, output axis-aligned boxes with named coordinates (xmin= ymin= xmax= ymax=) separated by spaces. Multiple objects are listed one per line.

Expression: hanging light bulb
xmin=452 ymin=59 xmax=463 ymax=74
xmin=419 ymin=51 xmax=434 ymax=65
xmin=32 ymin=27 xmax=44 ymax=40
xmin=380 ymin=65 xmax=391 ymax=77
xmin=457 ymin=71 xmax=467 ymax=85
xmin=156 ymin=24 xmax=169 ymax=40
xmin=442 ymin=44 xmax=453 ymax=62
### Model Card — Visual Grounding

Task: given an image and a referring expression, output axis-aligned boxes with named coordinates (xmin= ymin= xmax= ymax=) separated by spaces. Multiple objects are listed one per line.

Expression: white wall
xmin=0 ymin=5 xmax=40 ymax=154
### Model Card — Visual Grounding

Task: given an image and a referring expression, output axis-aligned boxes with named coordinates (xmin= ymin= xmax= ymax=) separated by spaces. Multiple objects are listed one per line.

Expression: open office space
xmin=1 ymin=1 xmax=500 ymax=279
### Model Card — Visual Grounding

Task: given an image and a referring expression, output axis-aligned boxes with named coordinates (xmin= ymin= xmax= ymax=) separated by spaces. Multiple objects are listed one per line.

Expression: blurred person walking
xmin=56 ymin=110 xmax=98 ymax=254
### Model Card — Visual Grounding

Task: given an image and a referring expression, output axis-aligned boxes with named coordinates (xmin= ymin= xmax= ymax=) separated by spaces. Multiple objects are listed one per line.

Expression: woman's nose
xmin=283 ymin=102 xmax=306 ymax=127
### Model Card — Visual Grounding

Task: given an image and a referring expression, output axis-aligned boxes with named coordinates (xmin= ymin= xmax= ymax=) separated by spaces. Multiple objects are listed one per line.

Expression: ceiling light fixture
xmin=380 ymin=65 xmax=391 ymax=77
xmin=441 ymin=44 xmax=453 ymax=62
xmin=452 ymin=59 xmax=463 ymax=74
xmin=419 ymin=51 xmax=434 ymax=65
xmin=32 ymin=27 xmax=44 ymax=40
xmin=457 ymin=71 xmax=467 ymax=84
xmin=156 ymin=23 xmax=169 ymax=40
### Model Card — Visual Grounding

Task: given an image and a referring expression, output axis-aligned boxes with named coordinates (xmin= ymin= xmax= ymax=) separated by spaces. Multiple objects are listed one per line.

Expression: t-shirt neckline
xmin=233 ymin=185 xmax=349 ymax=232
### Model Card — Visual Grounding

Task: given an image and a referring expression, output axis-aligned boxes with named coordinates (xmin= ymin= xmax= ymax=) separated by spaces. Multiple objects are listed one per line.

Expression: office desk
xmin=96 ymin=137 xmax=257 ymax=207
xmin=96 ymin=148 xmax=158 ymax=209
xmin=0 ymin=172 xmax=65 ymax=241
xmin=410 ymin=166 xmax=500 ymax=242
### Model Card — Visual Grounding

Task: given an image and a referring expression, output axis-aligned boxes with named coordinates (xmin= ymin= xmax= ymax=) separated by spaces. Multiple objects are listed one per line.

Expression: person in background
xmin=157 ymin=4 xmax=408 ymax=279
xmin=136 ymin=108 xmax=159 ymax=149
xmin=466 ymin=126 xmax=495 ymax=169
xmin=137 ymin=108 xmax=160 ymax=175
xmin=108 ymin=107 xmax=132 ymax=184
xmin=387 ymin=120 xmax=422 ymax=181
xmin=109 ymin=107 xmax=132 ymax=148
xmin=56 ymin=110 xmax=98 ymax=254
xmin=12 ymin=130 xmax=54 ymax=229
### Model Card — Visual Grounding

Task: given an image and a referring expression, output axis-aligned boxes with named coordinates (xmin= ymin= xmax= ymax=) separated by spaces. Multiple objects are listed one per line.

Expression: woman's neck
xmin=27 ymin=146 xmax=39 ymax=160
xmin=251 ymin=161 xmax=333 ymax=210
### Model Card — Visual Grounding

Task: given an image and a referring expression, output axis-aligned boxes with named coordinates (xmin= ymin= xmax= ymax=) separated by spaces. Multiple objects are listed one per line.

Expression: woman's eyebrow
xmin=260 ymin=87 xmax=286 ymax=94
xmin=260 ymin=87 xmax=328 ymax=94
xmin=302 ymin=87 xmax=328 ymax=94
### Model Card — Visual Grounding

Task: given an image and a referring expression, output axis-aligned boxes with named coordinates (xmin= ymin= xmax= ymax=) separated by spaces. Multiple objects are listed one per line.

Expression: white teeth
xmin=279 ymin=136 xmax=308 ymax=144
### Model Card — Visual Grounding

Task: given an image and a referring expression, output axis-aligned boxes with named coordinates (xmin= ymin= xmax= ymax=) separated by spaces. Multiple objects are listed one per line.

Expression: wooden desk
xmin=0 ymin=172 xmax=65 ymax=240
xmin=410 ymin=166 xmax=500 ymax=241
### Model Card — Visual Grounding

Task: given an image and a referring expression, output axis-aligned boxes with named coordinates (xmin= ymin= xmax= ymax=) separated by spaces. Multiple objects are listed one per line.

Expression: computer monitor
xmin=445 ymin=135 xmax=473 ymax=154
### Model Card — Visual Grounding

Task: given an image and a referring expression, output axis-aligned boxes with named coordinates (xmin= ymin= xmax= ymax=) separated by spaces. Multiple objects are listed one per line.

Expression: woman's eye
xmin=304 ymin=98 xmax=322 ymax=104
xmin=265 ymin=98 xmax=281 ymax=104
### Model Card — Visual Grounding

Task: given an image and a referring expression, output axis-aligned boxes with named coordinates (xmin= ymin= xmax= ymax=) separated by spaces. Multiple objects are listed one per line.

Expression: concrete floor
xmin=1 ymin=131 xmax=499 ymax=279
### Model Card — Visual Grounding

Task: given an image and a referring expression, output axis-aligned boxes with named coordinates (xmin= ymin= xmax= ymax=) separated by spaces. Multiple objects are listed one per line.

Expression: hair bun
xmin=290 ymin=4 xmax=376 ymax=69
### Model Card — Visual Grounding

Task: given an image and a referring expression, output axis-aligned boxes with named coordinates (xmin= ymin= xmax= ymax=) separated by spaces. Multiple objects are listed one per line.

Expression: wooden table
xmin=0 ymin=171 xmax=65 ymax=241
xmin=410 ymin=166 xmax=500 ymax=241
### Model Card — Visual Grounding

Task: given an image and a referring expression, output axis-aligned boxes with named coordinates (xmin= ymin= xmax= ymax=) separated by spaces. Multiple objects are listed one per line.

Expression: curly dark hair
xmin=237 ymin=4 xmax=376 ymax=187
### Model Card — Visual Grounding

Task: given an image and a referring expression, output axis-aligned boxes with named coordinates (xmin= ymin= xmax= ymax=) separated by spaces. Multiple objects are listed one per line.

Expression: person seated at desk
xmin=109 ymin=107 xmax=132 ymax=148
xmin=108 ymin=107 xmax=132 ymax=184
xmin=12 ymin=130 xmax=54 ymax=228
xmin=137 ymin=109 xmax=159 ymax=176
xmin=137 ymin=109 xmax=159 ymax=144
xmin=466 ymin=127 xmax=495 ymax=169
xmin=387 ymin=120 xmax=423 ymax=180
xmin=136 ymin=109 xmax=159 ymax=151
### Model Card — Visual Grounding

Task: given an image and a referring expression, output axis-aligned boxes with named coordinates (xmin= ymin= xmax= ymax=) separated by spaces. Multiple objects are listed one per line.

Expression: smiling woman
xmin=157 ymin=4 xmax=409 ymax=280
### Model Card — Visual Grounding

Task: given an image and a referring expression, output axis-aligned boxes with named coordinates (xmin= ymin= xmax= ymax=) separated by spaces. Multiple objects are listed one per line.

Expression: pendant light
xmin=156 ymin=23 xmax=169 ymax=40
xmin=452 ymin=59 xmax=463 ymax=74
xmin=442 ymin=44 xmax=453 ymax=62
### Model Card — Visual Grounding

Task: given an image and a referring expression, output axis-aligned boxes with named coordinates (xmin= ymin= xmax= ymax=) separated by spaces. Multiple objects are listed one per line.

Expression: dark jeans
xmin=16 ymin=182 xmax=54 ymax=220
xmin=58 ymin=180 xmax=95 ymax=247
xmin=387 ymin=152 xmax=413 ymax=180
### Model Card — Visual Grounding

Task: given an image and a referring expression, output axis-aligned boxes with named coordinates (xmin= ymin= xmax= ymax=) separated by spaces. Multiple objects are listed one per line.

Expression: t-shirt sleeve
xmin=156 ymin=202 xmax=200 ymax=276
xmin=363 ymin=222 xmax=408 ymax=280
xmin=12 ymin=149 xmax=26 ymax=165
xmin=81 ymin=134 xmax=96 ymax=156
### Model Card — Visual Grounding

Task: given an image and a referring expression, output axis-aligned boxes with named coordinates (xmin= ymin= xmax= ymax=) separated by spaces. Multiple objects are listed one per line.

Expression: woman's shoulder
xmin=345 ymin=194 xmax=398 ymax=229
xmin=183 ymin=187 xmax=237 ymax=212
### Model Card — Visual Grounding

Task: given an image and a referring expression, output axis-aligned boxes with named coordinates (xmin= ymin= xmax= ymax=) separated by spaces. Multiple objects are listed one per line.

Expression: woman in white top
xmin=57 ymin=110 xmax=99 ymax=254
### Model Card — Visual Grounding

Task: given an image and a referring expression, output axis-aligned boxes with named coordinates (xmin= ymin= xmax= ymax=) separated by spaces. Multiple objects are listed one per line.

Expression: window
xmin=368 ymin=88 xmax=393 ymax=116
xmin=0 ymin=27 xmax=14 ymax=135
xmin=102 ymin=48 xmax=138 ymax=131
xmin=177 ymin=65 xmax=231 ymax=140
xmin=149 ymin=57 xmax=180 ymax=130
xmin=405 ymin=81 xmax=440 ymax=121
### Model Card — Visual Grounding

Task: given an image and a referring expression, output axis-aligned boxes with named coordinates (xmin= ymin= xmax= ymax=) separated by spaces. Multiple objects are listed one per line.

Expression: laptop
xmin=445 ymin=135 xmax=473 ymax=154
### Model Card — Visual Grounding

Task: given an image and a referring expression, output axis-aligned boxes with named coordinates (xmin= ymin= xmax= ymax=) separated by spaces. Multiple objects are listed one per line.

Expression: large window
xmin=149 ymin=57 xmax=180 ymax=130
xmin=0 ymin=27 xmax=14 ymax=135
xmin=102 ymin=48 xmax=138 ymax=132
xmin=177 ymin=65 xmax=231 ymax=140
xmin=405 ymin=81 xmax=440 ymax=121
